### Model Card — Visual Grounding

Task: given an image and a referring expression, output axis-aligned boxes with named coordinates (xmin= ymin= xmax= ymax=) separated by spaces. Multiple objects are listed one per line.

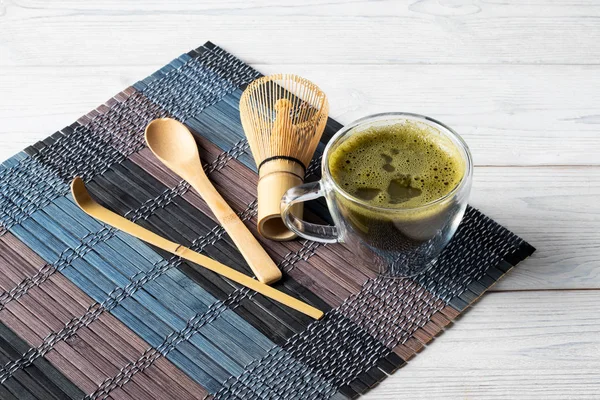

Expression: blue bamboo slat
xmin=133 ymin=54 xmax=193 ymax=92
xmin=57 ymin=194 xmax=223 ymax=309
xmin=123 ymin=148 xmax=326 ymax=333
xmin=35 ymin=171 xmax=274 ymax=386
xmin=185 ymin=92 xmax=255 ymax=171
xmin=114 ymin=160 xmax=259 ymax=276
xmin=10 ymin=204 xmax=235 ymax=390
xmin=116 ymin=293 xmax=237 ymax=380
xmin=85 ymin=175 xmax=270 ymax=368
xmin=108 ymin=305 xmax=221 ymax=392
xmin=87 ymin=175 xmax=244 ymax=289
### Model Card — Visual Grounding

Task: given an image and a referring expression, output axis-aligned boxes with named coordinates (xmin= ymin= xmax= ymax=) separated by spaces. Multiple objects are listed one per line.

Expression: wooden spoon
xmin=71 ymin=177 xmax=323 ymax=320
xmin=145 ymin=118 xmax=282 ymax=284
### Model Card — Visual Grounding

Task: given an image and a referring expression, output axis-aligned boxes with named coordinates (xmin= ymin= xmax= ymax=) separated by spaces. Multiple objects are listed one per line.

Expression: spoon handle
xmin=71 ymin=178 xmax=323 ymax=320
xmin=188 ymin=174 xmax=283 ymax=285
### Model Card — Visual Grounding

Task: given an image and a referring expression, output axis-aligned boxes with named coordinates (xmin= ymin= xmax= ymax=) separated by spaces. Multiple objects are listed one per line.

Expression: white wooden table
xmin=1 ymin=1 xmax=599 ymax=398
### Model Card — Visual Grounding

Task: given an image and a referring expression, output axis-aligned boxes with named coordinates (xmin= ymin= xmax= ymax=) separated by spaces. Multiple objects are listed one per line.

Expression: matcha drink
xmin=328 ymin=121 xmax=466 ymax=257
xmin=280 ymin=112 xmax=472 ymax=276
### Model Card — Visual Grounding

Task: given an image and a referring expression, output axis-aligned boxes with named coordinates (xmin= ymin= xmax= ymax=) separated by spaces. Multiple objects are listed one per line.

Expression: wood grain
xmin=1 ymin=65 xmax=598 ymax=165
xmin=472 ymin=166 xmax=600 ymax=291
xmin=364 ymin=291 xmax=600 ymax=400
xmin=2 ymin=1 xmax=599 ymax=66
xmin=5 ymin=0 xmax=600 ymax=15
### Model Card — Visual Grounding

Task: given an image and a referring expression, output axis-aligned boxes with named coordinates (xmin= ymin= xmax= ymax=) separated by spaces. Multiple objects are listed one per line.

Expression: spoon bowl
xmin=145 ymin=118 xmax=203 ymax=176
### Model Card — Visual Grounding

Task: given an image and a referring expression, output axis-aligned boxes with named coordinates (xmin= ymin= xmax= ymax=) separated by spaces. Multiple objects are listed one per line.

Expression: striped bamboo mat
xmin=0 ymin=41 xmax=535 ymax=399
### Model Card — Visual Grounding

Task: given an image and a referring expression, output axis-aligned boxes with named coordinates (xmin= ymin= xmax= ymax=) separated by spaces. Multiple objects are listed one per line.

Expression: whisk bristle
xmin=240 ymin=74 xmax=329 ymax=169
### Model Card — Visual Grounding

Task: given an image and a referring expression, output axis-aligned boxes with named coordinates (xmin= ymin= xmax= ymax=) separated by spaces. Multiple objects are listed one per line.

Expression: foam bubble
xmin=329 ymin=121 xmax=464 ymax=208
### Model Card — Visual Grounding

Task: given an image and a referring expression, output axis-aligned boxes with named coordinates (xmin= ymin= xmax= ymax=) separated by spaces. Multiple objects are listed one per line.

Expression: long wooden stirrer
xmin=70 ymin=177 xmax=324 ymax=320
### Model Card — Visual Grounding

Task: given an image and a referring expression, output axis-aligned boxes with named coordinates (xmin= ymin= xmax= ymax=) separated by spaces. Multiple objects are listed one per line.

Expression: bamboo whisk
xmin=240 ymin=74 xmax=329 ymax=241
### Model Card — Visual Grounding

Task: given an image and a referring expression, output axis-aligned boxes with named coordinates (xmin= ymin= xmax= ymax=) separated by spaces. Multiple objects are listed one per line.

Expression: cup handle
xmin=281 ymin=181 xmax=339 ymax=243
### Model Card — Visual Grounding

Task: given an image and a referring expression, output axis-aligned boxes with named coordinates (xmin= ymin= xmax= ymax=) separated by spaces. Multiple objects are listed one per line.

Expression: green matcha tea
xmin=326 ymin=121 xmax=466 ymax=271
xmin=329 ymin=122 xmax=464 ymax=208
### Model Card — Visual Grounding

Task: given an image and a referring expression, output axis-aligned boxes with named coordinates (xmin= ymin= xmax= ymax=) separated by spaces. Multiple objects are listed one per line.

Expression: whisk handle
xmin=281 ymin=181 xmax=339 ymax=243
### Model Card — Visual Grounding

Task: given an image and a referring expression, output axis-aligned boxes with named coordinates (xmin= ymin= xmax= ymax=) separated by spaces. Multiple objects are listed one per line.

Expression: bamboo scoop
xmin=70 ymin=177 xmax=323 ymax=320
xmin=145 ymin=118 xmax=282 ymax=285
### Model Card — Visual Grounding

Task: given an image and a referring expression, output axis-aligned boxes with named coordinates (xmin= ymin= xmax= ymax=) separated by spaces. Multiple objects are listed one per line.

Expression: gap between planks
xmin=490 ymin=288 xmax=600 ymax=293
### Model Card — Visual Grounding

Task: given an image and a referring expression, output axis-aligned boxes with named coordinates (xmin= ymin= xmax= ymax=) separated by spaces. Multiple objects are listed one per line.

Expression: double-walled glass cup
xmin=281 ymin=113 xmax=473 ymax=277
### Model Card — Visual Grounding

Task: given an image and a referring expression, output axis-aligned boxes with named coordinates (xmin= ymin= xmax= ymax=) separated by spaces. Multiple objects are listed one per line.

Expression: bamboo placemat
xmin=0 ymin=42 xmax=535 ymax=399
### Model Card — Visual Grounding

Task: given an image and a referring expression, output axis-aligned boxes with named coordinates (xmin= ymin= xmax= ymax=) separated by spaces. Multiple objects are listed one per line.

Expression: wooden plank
xmin=364 ymin=290 xmax=600 ymax=400
xmin=6 ymin=0 xmax=600 ymax=16
xmin=2 ymin=2 xmax=600 ymax=66
xmin=1 ymin=64 xmax=599 ymax=165
xmin=470 ymin=166 xmax=600 ymax=291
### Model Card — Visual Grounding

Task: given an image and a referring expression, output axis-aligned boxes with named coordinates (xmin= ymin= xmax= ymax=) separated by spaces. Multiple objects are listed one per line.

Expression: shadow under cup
xmin=282 ymin=112 xmax=473 ymax=278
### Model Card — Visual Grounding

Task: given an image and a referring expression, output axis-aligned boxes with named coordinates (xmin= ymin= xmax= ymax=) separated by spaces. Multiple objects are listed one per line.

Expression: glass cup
xmin=281 ymin=112 xmax=473 ymax=277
